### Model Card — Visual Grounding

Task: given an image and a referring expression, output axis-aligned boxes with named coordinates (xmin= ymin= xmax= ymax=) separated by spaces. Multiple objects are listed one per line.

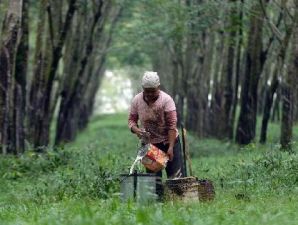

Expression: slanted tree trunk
xmin=55 ymin=0 xmax=107 ymax=143
xmin=78 ymin=62 xmax=106 ymax=131
xmin=0 ymin=0 xmax=23 ymax=154
xmin=78 ymin=6 xmax=123 ymax=131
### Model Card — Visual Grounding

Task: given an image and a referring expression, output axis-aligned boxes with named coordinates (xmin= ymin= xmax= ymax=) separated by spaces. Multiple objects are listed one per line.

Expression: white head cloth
xmin=141 ymin=71 xmax=160 ymax=88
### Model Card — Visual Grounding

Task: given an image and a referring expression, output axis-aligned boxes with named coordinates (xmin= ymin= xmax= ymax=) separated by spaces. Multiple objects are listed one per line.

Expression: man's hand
xmin=137 ymin=129 xmax=148 ymax=138
xmin=132 ymin=127 xmax=150 ymax=143
xmin=167 ymin=146 xmax=174 ymax=161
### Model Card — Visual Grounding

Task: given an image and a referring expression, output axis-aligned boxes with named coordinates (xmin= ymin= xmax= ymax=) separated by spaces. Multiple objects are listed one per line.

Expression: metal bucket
xmin=120 ymin=172 xmax=157 ymax=202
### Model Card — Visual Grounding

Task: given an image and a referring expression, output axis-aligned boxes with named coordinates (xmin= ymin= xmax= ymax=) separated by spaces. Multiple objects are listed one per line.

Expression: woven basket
xmin=197 ymin=179 xmax=215 ymax=201
xmin=165 ymin=177 xmax=199 ymax=201
xmin=165 ymin=177 xmax=215 ymax=202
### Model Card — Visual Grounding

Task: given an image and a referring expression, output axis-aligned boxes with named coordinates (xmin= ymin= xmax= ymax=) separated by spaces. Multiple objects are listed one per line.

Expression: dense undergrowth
xmin=0 ymin=114 xmax=297 ymax=225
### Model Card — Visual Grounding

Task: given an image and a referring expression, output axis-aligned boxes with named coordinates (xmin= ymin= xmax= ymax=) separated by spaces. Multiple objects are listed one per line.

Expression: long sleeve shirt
xmin=128 ymin=91 xmax=178 ymax=144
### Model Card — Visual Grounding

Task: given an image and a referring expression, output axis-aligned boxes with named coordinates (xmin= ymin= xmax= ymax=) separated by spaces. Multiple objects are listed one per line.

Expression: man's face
xmin=143 ymin=87 xmax=160 ymax=102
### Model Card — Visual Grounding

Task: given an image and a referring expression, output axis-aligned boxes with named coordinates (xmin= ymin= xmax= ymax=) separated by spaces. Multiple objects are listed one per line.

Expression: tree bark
xmin=271 ymin=90 xmax=281 ymax=122
xmin=260 ymin=65 xmax=279 ymax=143
xmin=229 ymin=0 xmax=244 ymax=140
xmin=55 ymin=0 xmax=107 ymax=144
xmin=27 ymin=0 xmax=48 ymax=148
xmin=280 ymin=2 xmax=298 ymax=151
xmin=208 ymin=27 xmax=225 ymax=138
xmin=185 ymin=30 xmax=214 ymax=138
xmin=235 ymin=1 xmax=267 ymax=145
xmin=0 ymin=0 xmax=23 ymax=154
xmin=260 ymin=4 xmax=293 ymax=144
xmin=27 ymin=0 xmax=76 ymax=149
xmin=13 ymin=0 xmax=28 ymax=154
xmin=219 ymin=0 xmax=238 ymax=139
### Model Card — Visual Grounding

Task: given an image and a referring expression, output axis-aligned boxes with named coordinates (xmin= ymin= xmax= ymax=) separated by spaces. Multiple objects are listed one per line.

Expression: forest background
xmin=0 ymin=0 xmax=297 ymax=224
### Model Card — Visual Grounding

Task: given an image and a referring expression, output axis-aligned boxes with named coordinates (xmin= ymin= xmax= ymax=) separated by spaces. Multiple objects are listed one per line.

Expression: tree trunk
xmin=13 ymin=0 xmax=29 ymax=154
xmin=78 ymin=63 xmax=106 ymax=131
xmin=260 ymin=65 xmax=279 ymax=143
xmin=28 ymin=0 xmax=76 ymax=149
xmin=185 ymin=30 xmax=214 ymax=138
xmin=295 ymin=86 xmax=298 ymax=122
xmin=27 ymin=0 xmax=48 ymax=148
xmin=208 ymin=26 xmax=226 ymax=138
xmin=260 ymin=7 xmax=293 ymax=144
xmin=77 ymin=4 xmax=121 ymax=131
xmin=55 ymin=1 xmax=106 ymax=144
xmin=271 ymin=90 xmax=281 ymax=122
xmin=0 ymin=0 xmax=23 ymax=154
xmin=219 ymin=0 xmax=238 ymax=139
xmin=236 ymin=1 xmax=266 ymax=145
xmin=229 ymin=0 xmax=244 ymax=139
xmin=280 ymin=2 xmax=298 ymax=151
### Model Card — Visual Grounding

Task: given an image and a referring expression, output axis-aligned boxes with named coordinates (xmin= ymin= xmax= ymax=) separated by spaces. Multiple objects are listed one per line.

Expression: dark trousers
xmin=146 ymin=136 xmax=185 ymax=198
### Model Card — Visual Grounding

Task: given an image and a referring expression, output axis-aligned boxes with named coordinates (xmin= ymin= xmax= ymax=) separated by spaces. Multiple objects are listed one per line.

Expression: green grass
xmin=0 ymin=114 xmax=297 ymax=225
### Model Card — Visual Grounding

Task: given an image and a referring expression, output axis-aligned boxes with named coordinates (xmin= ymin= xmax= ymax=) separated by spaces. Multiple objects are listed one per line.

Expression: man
xmin=128 ymin=71 xmax=185 ymax=181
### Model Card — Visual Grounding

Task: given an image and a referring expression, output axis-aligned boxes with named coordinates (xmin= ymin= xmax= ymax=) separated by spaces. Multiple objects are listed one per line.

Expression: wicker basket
xmin=165 ymin=177 xmax=199 ymax=201
xmin=197 ymin=179 xmax=215 ymax=201
xmin=164 ymin=177 xmax=215 ymax=202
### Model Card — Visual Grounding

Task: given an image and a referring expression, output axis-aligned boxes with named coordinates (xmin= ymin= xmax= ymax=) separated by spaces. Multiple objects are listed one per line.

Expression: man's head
xmin=141 ymin=71 xmax=160 ymax=102
xmin=141 ymin=71 xmax=160 ymax=88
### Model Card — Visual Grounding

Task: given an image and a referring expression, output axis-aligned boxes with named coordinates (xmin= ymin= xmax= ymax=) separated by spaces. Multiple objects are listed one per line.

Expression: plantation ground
xmin=0 ymin=114 xmax=297 ymax=225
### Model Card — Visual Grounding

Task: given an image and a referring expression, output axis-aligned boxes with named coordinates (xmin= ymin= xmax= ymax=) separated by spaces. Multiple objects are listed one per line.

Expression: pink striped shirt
xmin=128 ymin=90 xmax=178 ymax=144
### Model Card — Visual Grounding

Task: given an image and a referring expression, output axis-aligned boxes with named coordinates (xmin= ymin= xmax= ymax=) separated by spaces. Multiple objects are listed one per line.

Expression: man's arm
xmin=128 ymin=96 xmax=140 ymax=134
xmin=165 ymin=110 xmax=177 ymax=161
xmin=128 ymin=113 xmax=149 ymax=139
xmin=167 ymin=129 xmax=176 ymax=161
xmin=128 ymin=113 xmax=139 ymax=133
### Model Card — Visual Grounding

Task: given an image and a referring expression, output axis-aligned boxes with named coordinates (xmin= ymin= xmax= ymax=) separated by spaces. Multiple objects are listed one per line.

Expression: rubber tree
xmin=260 ymin=4 xmax=292 ymax=143
xmin=221 ymin=0 xmax=240 ymax=139
xmin=55 ymin=1 xmax=123 ymax=144
xmin=235 ymin=0 xmax=268 ymax=145
xmin=280 ymin=0 xmax=298 ymax=151
xmin=0 ymin=0 xmax=24 ymax=154
xmin=27 ymin=0 xmax=77 ymax=149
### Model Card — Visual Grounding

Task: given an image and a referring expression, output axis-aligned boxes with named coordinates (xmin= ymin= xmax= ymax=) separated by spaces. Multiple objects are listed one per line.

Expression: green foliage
xmin=226 ymin=148 xmax=298 ymax=196
xmin=0 ymin=1 xmax=8 ymax=37
xmin=255 ymin=150 xmax=297 ymax=186
xmin=107 ymin=0 xmax=229 ymax=69
xmin=0 ymin=149 xmax=71 ymax=180
xmin=0 ymin=114 xmax=298 ymax=225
